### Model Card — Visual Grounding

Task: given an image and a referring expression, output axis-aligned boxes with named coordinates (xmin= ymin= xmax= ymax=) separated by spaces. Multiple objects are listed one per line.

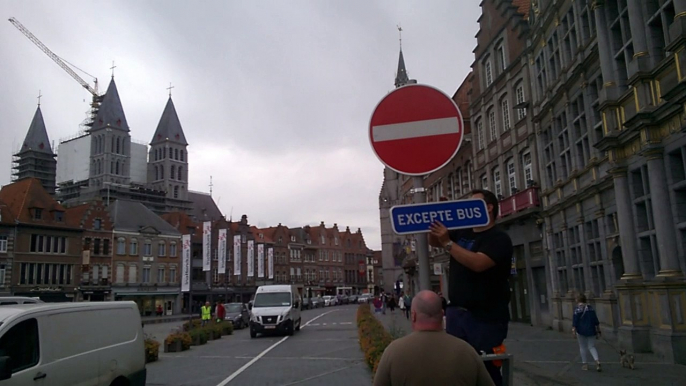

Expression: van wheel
xmin=286 ymin=322 xmax=294 ymax=336
xmin=250 ymin=328 xmax=256 ymax=338
xmin=295 ymin=318 xmax=301 ymax=331
xmin=110 ymin=377 xmax=130 ymax=386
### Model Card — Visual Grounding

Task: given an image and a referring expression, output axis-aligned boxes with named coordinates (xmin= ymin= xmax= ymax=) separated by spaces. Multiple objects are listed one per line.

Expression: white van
xmin=0 ymin=301 xmax=146 ymax=386
xmin=249 ymin=285 xmax=302 ymax=338
xmin=0 ymin=297 xmax=43 ymax=305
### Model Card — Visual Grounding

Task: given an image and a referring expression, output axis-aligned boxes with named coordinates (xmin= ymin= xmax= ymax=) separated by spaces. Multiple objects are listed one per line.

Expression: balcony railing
xmin=498 ymin=187 xmax=540 ymax=218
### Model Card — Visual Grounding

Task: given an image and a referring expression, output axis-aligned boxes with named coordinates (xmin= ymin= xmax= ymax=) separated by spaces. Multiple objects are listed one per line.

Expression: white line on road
xmin=340 ymin=322 xmax=352 ymax=325
xmin=216 ymin=309 xmax=340 ymax=386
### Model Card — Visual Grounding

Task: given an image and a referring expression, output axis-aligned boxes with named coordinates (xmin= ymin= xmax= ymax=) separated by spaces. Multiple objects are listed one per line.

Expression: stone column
xmin=576 ymin=219 xmax=594 ymax=294
xmin=675 ymin=0 xmax=686 ymax=18
xmin=626 ymin=0 xmax=649 ymax=56
xmin=645 ymin=150 xmax=682 ymax=276
xmin=593 ymin=2 xmax=619 ymax=96
xmin=610 ymin=168 xmax=642 ymax=278
xmin=594 ymin=211 xmax=615 ymax=290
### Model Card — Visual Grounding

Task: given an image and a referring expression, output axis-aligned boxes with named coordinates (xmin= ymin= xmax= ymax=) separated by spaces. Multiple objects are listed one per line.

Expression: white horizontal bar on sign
xmin=372 ymin=117 xmax=459 ymax=142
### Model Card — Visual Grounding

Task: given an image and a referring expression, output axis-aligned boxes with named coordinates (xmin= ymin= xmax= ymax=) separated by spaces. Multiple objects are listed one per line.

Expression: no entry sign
xmin=369 ymin=84 xmax=464 ymax=175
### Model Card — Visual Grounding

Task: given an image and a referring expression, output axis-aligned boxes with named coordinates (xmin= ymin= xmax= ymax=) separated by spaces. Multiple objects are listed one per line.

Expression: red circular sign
xmin=369 ymin=84 xmax=464 ymax=175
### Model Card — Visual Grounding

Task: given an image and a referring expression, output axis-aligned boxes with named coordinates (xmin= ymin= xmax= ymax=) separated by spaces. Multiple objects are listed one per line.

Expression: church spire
xmin=13 ymin=105 xmax=57 ymax=194
xmin=394 ymin=25 xmax=415 ymax=88
xmin=91 ymin=78 xmax=129 ymax=132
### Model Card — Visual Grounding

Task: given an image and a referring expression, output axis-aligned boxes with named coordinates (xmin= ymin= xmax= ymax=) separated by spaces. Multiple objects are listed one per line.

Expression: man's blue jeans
xmin=445 ymin=307 xmax=508 ymax=386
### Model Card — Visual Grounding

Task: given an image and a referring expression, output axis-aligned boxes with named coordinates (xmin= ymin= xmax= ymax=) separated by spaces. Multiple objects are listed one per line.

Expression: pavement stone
xmin=373 ymin=308 xmax=686 ymax=385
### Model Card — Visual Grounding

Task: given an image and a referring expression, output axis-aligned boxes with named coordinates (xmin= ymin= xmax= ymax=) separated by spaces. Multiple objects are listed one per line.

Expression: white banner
xmin=233 ymin=235 xmax=242 ymax=276
xmin=257 ymin=244 xmax=265 ymax=278
xmin=247 ymin=240 xmax=255 ymax=277
xmin=268 ymin=247 xmax=274 ymax=279
xmin=202 ymin=221 xmax=212 ymax=272
xmin=218 ymin=229 xmax=227 ymax=275
xmin=181 ymin=235 xmax=191 ymax=292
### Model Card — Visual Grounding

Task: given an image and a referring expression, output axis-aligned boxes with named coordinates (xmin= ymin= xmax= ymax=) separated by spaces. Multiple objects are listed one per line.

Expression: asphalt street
xmin=145 ymin=304 xmax=371 ymax=386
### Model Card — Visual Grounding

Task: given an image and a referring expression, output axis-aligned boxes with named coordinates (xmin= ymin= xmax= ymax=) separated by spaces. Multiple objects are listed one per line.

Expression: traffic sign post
xmin=369 ymin=84 xmax=465 ymax=292
xmin=390 ymin=199 xmax=490 ymax=235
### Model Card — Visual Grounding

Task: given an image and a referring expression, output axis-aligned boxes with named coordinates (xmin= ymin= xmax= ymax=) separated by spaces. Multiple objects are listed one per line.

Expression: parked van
xmin=249 ymin=285 xmax=301 ymax=338
xmin=0 ymin=297 xmax=43 ymax=305
xmin=0 ymin=301 xmax=146 ymax=386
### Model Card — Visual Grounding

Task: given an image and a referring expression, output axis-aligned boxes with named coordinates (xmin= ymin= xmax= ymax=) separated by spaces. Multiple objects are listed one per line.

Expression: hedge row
xmin=357 ymin=304 xmax=393 ymax=374
xmin=164 ymin=320 xmax=234 ymax=352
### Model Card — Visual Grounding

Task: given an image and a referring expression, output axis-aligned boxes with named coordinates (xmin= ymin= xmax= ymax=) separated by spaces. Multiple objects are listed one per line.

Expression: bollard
xmin=481 ymin=353 xmax=514 ymax=386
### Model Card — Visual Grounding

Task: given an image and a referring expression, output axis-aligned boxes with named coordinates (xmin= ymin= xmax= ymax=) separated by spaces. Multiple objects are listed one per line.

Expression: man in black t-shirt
xmin=429 ymin=189 xmax=513 ymax=386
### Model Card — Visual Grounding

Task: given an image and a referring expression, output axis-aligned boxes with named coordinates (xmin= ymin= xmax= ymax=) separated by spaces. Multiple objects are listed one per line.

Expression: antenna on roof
xmin=209 ymin=176 xmax=213 ymax=197
xmin=230 ymin=206 xmax=233 ymax=222
xmin=397 ymin=24 xmax=403 ymax=50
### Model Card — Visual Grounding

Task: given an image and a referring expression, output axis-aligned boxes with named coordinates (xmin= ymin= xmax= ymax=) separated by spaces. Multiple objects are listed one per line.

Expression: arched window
xmin=178 ymin=167 xmax=182 ymax=180
xmin=174 ymin=186 xmax=179 ymax=198
xmin=171 ymin=165 xmax=176 ymax=180
xmin=111 ymin=161 xmax=114 ymax=174
xmin=180 ymin=150 xmax=185 ymax=162
xmin=155 ymin=166 xmax=159 ymax=181
xmin=115 ymin=160 xmax=120 ymax=175
xmin=111 ymin=136 xmax=115 ymax=153
xmin=116 ymin=137 xmax=121 ymax=154
xmin=175 ymin=148 xmax=179 ymax=160
xmin=160 ymin=165 xmax=165 ymax=179
xmin=506 ymin=158 xmax=517 ymax=195
xmin=493 ymin=166 xmax=502 ymax=198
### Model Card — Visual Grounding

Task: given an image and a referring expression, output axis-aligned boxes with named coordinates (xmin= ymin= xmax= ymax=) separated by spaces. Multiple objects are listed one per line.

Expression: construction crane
xmin=9 ymin=17 xmax=103 ymax=128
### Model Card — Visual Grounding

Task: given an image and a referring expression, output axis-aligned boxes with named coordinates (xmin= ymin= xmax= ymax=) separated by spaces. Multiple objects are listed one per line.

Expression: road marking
xmin=308 ymin=323 xmax=320 ymax=326
xmin=340 ymin=322 xmax=352 ymax=325
xmin=322 ymin=323 xmax=327 ymax=326
xmin=216 ymin=309 xmax=339 ymax=386
xmin=278 ymin=365 xmax=356 ymax=386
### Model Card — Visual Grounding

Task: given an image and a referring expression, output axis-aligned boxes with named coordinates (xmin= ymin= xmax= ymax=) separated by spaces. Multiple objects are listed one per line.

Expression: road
xmin=145 ymin=304 xmax=370 ymax=386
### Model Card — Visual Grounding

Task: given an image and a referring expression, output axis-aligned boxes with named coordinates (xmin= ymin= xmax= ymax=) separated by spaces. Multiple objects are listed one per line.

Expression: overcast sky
xmin=0 ymin=0 xmax=480 ymax=250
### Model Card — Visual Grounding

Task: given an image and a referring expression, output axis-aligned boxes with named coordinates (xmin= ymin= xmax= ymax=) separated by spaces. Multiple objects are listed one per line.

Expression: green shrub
xmin=164 ymin=332 xmax=191 ymax=351
xmin=189 ymin=328 xmax=208 ymax=345
xmin=144 ymin=338 xmax=160 ymax=362
xmin=357 ymin=304 xmax=393 ymax=374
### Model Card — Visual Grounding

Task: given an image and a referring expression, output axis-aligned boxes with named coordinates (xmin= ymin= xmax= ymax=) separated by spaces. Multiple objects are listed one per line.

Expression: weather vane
xmin=167 ymin=82 xmax=175 ymax=97
xmin=37 ymin=90 xmax=42 ymax=106
xmin=397 ymin=24 xmax=403 ymax=49
xmin=110 ymin=60 xmax=117 ymax=78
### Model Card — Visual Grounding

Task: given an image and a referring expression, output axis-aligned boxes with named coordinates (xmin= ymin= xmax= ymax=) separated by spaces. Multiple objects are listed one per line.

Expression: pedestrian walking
xmin=201 ymin=301 xmax=212 ymax=327
xmin=403 ymin=293 xmax=412 ymax=320
xmin=399 ymin=292 xmax=406 ymax=314
xmin=572 ymin=294 xmax=602 ymax=372
xmin=373 ymin=295 xmax=384 ymax=314
xmin=388 ymin=295 xmax=396 ymax=313
xmin=215 ymin=301 xmax=226 ymax=323
xmin=374 ymin=290 xmax=494 ymax=386
xmin=429 ymin=189 xmax=514 ymax=386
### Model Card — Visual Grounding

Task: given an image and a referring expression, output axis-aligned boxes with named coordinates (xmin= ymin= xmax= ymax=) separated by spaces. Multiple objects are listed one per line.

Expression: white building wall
xmin=130 ymin=142 xmax=148 ymax=184
xmin=56 ymin=135 xmax=90 ymax=184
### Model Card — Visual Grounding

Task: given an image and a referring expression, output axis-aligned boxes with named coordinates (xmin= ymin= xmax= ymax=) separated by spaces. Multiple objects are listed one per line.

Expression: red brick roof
xmin=513 ymin=0 xmax=530 ymax=19
xmin=0 ymin=198 xmax=15 ymax=224
xmin=0 ymin=178 xmax=68 ymax=227
xmin=161 ymin=211 xmax=202 ymax=240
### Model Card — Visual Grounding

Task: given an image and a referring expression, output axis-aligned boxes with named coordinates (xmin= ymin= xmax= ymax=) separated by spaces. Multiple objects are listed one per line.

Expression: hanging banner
xmin=218 ymin=229 xmax=227 ymax=275
xmin=181 ymin=235 xmax=191 ymax=292
xmin=268 ymin=247 xmax=274 ymax=279
xmin=258 ymin=244 xmax=265 ymax=278
xmin=203 ymin=222 xmax=212 ymax=272
xmin=247 ymin=240 xmax=255 ymax=277
xmin=234 ymin=235 xmax=242 ymax=276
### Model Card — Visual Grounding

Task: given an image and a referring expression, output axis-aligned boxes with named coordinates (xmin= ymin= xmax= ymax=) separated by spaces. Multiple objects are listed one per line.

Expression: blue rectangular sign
xmin=390 ymin=198 xmax=490 ymax=235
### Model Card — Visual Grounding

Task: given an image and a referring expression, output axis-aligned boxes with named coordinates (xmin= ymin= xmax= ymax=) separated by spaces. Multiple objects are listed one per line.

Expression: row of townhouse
xmin=380 ymin=0 xmax=686 ymax=363
xmin=160 ymin=212 xmax=380 ymax=310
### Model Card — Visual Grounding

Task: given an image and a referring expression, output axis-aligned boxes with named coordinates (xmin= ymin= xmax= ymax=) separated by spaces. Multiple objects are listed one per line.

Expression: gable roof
xmin=188 ymin=191 xmax=223 ymax=222
xmin=91 ymin=78 xmax=129 ymax=132
xmin=151 ymin=97 xmax=188 ymax=145
xmin=0 ymin=178 xmax=67 ymax=226
xmin=16 ymin=106 xmax=54 ymax=156
xmin=108 ymin=199 xmax=180 ymax=236
xmin=65 ymin=203 xmax=91 ymax=228
xmin=0 ymin=198 xmax=15 ymax=225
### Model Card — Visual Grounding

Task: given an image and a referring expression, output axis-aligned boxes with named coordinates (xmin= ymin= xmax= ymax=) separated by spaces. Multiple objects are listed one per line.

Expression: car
xmin=311 ymin=297 xmax=322 ymax=308
xmin=224 ymin=303 xmax=250 ymax=329
xmin=349 ymin=294 xmax=358 ymax=303
xmin=0 ymin=297 xmax=43 ymax=306
xmin=358 ymin=294 xmax=372 ymax=304
xmin=302 ymin=297 xmax=311 ymax=310
xmin=0 ymin=301 xmax=146 ymax=386
xmin=249 ymin=285 xmax=302 ymax=338
xmin=322 ymin=295 xmax=334 ymax=307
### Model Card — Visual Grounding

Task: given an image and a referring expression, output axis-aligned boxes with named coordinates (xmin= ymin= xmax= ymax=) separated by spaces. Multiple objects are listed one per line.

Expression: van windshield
xmin=253 ymin=293 xmax=291 ymax=307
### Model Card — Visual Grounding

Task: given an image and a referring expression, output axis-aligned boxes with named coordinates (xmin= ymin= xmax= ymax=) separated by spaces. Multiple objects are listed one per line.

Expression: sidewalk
xmin=373 ymin=309 xmax=686 ymax=386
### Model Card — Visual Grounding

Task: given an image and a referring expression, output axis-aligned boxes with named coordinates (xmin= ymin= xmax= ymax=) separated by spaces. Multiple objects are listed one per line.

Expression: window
xmin=170 ymin=267 xmax=177 ymax=283
xmin=542 ymin=126 xmax=558 ymax=188
xmin=94 ymin=219 xmax=102 ymax=230
xmin=497 ymin=44 xmax=506 ymax=72
xmin=143 ymin=266 xmax=151 ymax=283
xmin=144 ymin=240 xmax=152 ymax=256
xmin=117 ymin=237 xmax=126 ymax=255
xmin=488 ymin=110 xmax=497 ymax=141
xmin=130 ymin=238 xmax=138 ymax=255
xmin=477 ymin=119 xmax=485 ymax=150
xmin=103 ymin=239 xmax=110 ymax=255
xmin=556 ymin=112 xmax=572 ymax=179
xmin=102 ymin=265 xmax=108 ymax=279
xmin=0 ymin=318 xmax=40 ymax=373
xmin=34 ymin=208 xmax=42 ymax=220
xmin=170 ymin=242 xmax=177 ymax=257
xmin=54 ymin=211 xmax=64 ymax=222
xmin=0 ymin=235 xmax=7 ymax=253
xmin=158 ymin=242 xmax=166 ymax=257
xmin=180 ymin=150 xmax=185 ymax=162
xmin=554 ymin=231 xmax=569 ymax=294
xmin=94 ymin=239 xmax=101 ymax=255
xmin=501 ymin=98 xmax=511 ymax=131
xmin=586 ymin=219 xmax=606 ymax=294
xmin=485 ymin=60 xmax=493 ymax=86
xmin=178 ymin=167 xmax=183 ymax=181
xmin=515 ymin=86 xmax=526 ymax=123
xmin=158 ymin=267 xmax=165 ymax=283
xmin=117 ymin=264 xmax=125 ymax=283
xmin=507 ymin=159 xmax=517 ymax=195
xmin=92 ymin=264 xmax=100 ymax=282
xmin=522 ymin=151 xmax=533 ymax=184
xmin=0 ymin=264 xmax=5 ymax=286
xmin=535 ymin=53 xmax=547 ymax=97
xmin=175 ymin=148 xmax=179 ymax=160
xmin=607 ymin=0 xmax=633 ymax=89
xmin=481 ymin=174 xmax=488 ymax=190
xmin=493 ymin=167 xmax=502 ymax=198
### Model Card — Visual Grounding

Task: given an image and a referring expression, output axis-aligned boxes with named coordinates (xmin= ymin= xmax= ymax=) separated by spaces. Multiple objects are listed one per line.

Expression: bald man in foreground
xmin=373 ymin=290 xmax=494 ymax=386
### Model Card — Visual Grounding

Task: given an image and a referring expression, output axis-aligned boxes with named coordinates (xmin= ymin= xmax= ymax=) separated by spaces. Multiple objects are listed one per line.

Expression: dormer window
xmin=278 ymin=236 xmax=282 ymax=244
xmin=306 ymin=239 xmax=311 ymax=245
xmin=259 ymin=233 xmax=264 ymax=239
xmin=334 ymin=237 xmax=339 ymax=246
xmin=54 ymin=211 xmax=64 ymax=222
xmin=94 ymin=219 xmax=102 ymax=230
xmin=321 ymin=236 xmax=325 ymax=244
xmin=33 ymin=208 xmax=42 ymax=220
xmin=290 ymin=235 xmax=296 ymax=242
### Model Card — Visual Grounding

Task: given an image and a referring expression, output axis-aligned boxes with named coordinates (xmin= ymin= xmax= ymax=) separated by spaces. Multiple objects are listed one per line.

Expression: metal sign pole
xmin=412 ymin=176 xmax=431 ymax=291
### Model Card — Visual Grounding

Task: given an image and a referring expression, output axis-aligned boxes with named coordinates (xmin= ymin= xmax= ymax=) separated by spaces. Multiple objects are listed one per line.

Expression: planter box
xmin=164 ymin=340 xmax=183 ymax=353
